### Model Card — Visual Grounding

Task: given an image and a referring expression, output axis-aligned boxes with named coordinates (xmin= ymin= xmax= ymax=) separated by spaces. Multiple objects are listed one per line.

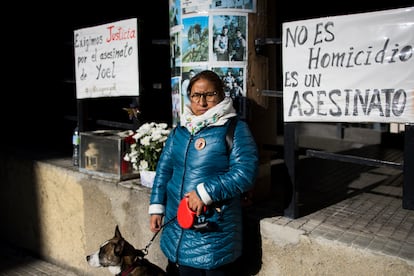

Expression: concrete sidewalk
xmin=0 ymin=243 xmax=80 ymax=276
xmin=256 ymin=165 xmax=414 ymax=275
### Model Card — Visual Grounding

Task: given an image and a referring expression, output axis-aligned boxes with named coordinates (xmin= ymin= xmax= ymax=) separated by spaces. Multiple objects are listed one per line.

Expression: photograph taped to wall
xmin=212 ymin=66 xmax=246 ymax=98
xmin=182 ymin=15 xmax=209 ymax=63
xmin=212 ymin=66 xmax=247 ymax=119
xmin=211 ymin=13 xmax=247 ymax=63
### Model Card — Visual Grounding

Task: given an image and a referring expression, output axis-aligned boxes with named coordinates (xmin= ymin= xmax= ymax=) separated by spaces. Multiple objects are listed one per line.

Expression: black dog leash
xmin=141 ymin=215 xmax=176 ymax=256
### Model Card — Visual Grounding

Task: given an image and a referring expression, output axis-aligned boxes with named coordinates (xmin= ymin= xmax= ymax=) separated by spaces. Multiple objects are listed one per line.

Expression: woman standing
xmin=149 ymin=70 xmax=258 ymax=275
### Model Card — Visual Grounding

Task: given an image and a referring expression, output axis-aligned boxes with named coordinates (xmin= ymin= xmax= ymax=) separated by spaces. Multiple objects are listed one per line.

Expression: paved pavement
xmin=0 ymin=243 xmax=80 ymax=276
xmin=256 ymin=165 xmax=414 ymax=265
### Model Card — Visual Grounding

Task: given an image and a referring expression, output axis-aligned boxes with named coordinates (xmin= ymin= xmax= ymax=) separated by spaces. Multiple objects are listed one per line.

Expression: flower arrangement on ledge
xmin=123 ymin=122 xmax=171 ymax=172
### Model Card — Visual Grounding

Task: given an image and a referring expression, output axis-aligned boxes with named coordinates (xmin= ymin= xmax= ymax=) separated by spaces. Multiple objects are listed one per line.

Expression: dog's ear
xmin=115 ymin=225 xmax=123 ymax=239
xmin=114 ymin=238 xmax=125 ymax=256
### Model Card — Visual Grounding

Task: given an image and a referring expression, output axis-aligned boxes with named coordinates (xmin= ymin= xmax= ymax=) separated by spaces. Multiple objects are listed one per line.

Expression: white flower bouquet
xmin=123 ymin=122 xmax=171 ymax=172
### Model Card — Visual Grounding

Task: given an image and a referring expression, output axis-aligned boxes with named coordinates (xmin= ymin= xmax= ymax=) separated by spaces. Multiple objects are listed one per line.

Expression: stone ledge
xmin=260 ymin=218 xmax=305 ymax=246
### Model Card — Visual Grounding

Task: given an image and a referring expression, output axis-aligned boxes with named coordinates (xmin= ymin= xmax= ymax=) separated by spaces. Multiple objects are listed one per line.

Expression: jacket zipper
xmin=175 ymin=132 xmax=194 ymax=262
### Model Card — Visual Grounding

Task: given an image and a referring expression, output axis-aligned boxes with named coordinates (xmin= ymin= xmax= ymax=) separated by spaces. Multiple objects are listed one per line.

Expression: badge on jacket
xmin=195 ymin=138 xmax=206 ymax=150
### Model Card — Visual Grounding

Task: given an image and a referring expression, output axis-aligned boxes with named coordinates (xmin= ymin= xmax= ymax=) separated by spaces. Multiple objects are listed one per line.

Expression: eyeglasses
xmin=190 ymin=91 xmax=218 ymax=103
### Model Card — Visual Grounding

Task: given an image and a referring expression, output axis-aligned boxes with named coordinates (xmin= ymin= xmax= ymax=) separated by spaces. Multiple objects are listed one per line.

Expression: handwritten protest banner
xmin=74 ymin=18 xmax=139 ymax=99
xmin=282 ymin=7 xmax=414 ymax=123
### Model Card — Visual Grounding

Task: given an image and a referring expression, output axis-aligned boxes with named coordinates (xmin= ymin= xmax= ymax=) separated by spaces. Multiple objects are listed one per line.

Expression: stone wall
xmin=0 ymin=153 xmax=166 ymax=275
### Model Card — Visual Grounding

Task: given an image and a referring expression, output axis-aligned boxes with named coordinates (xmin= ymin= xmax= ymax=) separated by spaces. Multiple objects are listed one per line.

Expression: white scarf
xmin=180 ymin=97 xmax=237 ymax=135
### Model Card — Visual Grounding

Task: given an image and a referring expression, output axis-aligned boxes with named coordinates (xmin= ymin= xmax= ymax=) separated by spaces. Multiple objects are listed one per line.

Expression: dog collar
xmin=116 ymin=262 xmax=138 ymax=276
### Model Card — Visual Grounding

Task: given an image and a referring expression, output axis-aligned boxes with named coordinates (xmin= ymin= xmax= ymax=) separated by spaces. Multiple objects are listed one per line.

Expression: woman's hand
xmin=150 ymin=214 xmax=163 ymax=233
xmin=185 ymin=190 xmax=206 ymax=216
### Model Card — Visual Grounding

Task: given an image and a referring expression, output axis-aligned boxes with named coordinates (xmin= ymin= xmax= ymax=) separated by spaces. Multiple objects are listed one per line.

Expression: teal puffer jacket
xmin=149 ymin=118 xmax=258 ymax=269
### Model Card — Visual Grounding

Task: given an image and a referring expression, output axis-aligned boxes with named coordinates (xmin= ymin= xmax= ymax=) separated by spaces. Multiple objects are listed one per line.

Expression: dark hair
xmin=187 ymin=70 xmax=225 ymax=101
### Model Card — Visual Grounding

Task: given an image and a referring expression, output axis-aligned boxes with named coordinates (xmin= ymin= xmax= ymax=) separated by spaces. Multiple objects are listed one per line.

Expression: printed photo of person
xmin=230 ymin=28 xmax=247 ymax=61
xmin=214 ymin=25 xmax=230 ymax=61
xmin=182 ymin=16 xmax=208 ymax=63
xmin=212 ymin=66 xmax=246 ymax=118
xmin=230 ymin=78 xmax=243 ymax=100
xmin=223 ymin=69 xmax=235 ymax=96
xmin=212 ymin=14 xmax=247 ymax=63
xmin=235 ymin=67 xmax=244 ymax=86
